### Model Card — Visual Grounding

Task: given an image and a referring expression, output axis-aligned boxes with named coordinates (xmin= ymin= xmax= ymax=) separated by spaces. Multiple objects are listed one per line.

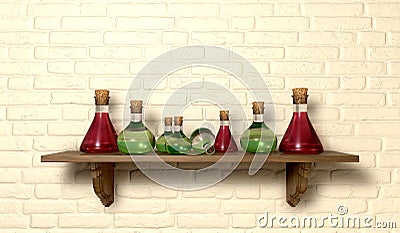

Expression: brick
xmin=192 ymin=32 xmax=244 ymax=45
xmin=169 ymin=199 xmax=220 ymax=214
xmin=0 ymin=137 xmax=32 ymax=151
xmin=331 ymin=169 xmax=390 ymax=184
xmin=389 ymin=32 xmax=400 ymax=45
xmin=381 ymin=185 xmax=400 ymax=197
xmin=0 ymin=200 xmax=22 ymax=213
xmin=0 ymin=46 xmax=7 ymax=59
xmin=301 ymin=32 xmax=355 ymax=45
xmin=162 ymin=32 xmax=188 ymax=45
xmin=231 ymin=214 xmax=256 ymax=228
xmin=181 ymin=184 xmax=234 ymax=199
xmin=286 ymin=77 xmax=339 ymax=90
xmin=384 ymin=137 xmax=400 ymax=151
xmin=178 ymin=17 xmax=228 ymax=30
xmin=0 ymin=215 xmax=29 ymax=228
xmin=34 ymin=17 xmax=60 ymax=30
xmin=13 ymin=122 xmax=46 ymax=136
xmin=0 ymin=153 xmax=31 ymax=168
xmin=286 ymin=47 xmax=339 ymax=60
xmin=340 ymin=76 xmax=366 ymax=90
xmin=222 ymin=199 xmax=275 ymax=213
xmin=106 ymin=198 xmax=166 ymax=213
xmin=59 ymin=214 xmax=112 ymax=228
xmin=0 ymin=121 xmax=11 ymax=136
xmin=115 ymin=214 xmax=174 ymax=228
xmin=375 ymin=18 xmax=400 ymax=31
xmin=35 ymin=76 xmax=86 ymax=90
xmin=357 ymin=123 xmax=400 ymax=136
xmin=271 ymin=62 xmax=324 ymax=75
xmin=89 ymin=46 xmax=141 ymax=60
xmin=247 ymin=32 xmax=298 ymax=45
xmin=367 ymin=4 xmax=400 ymax=16
xmin=116 ymin=17 xmax=173 ymax=30
xmin=0 ymin=168 xmax=19 ymax=183
xmin=391 ymin=63 xmax=400 ymax=75
xmin=389 ymin=93 xmax=400 ymax=106
xmin=371 ymin=47 xmax=400 ymax=60
xmin=75 ymin=61 xmax=127 ymax=75
xmin=34 ymin=184 xmax=61 ymax=199
xmin=33 ymin=137 xmax=76 ymax=151
xmin=104 ymin=32 xmax=158 ymax=45
xmin=341 ymin=47 xmax=366 ymax=60
xmin=275 ymin=3 xmax=300 ymax=16
xmin=35 ymin=46 xmax=87 ymax=59
xmin=312 ymin=17 xmax=371 ymax=30
xmin=61 ymin=184 xmax=94 ymax=199
xmin=7 ymin=107 xmax=60 ymax=120
xmin=50 ymin=32 xmax=102 ymax=45
xmin=77 ymin=198 xmax=104 ymax=213
xmin=256 ymin=17 xmax=309 ymax=30
xmin=89 ymin=77 xmax=136 ymax=90
xmin=370 ymin=199 xmax=400 ymax=213
xmin=0 ymin=17 xmax=32 ymax=30
xmin=28 ymin=4 xmax=80 ymax=16
xmin=316 ymin=185 xmax=378 ymax=198
xmin=378 ymin=153 xmax=400 ymax=167
xmin=232 ymin=46 xmax=284 ymax=60
xmin=169 ymin=3 xmax=218 ymax=16
xmin=313 ymin=123 xmax=353 ymax=136
xmin=358 ymin=32 xmax=386 ymax=45
xmin=323 ymin=137 xmax=381 ymax=152
xmin=0 ymin=3 xmax=27 ymax=16
xmin=48 ymin=61 xmax=74 ymax=74
xmin=107 ymin=3 xmax=166 ymax=16
xmin=343 ymin=108 xmax=400 ymax=121
xmin=0 ymin=92 xmax=49 ymax=106
xmin=62 ymin=17 xmax=113 ymax=30
xmin=31 ymin=214 xmax=57 ymax=228
xmin=232 ymin=17 xmax=254 ymax=30
xmin=51 ymin=92 xmax=92 ymax=105
xmin=48 ymin=122 xmax=87 ymax=136
xmin=327 ymin=62 xmax=385 ymax=75
xmin=0 ymin=62 xmax=47 ymax=75
xmin=303 ymin=3 xmax=363 ymax=16
xmin=80 ymin=3 xmax=106 ymax=16
xmin=305 ymin=200 xmax=367 ymax=214
xmin=177 ymin=214 xmax=229 ymax=228
xmin=0 ymin=32 xmax=47 ymax=45
xmin=9 ymin=47 xmax=34 ymax=60
xmin=23 ymin=200 xmax=76 ymax=214
xmin=369 ymin=76 xmax=400 ymax=90
xmin=221 ymin=4 xmax=273 ymax=16
xmin=22 ymin=168 xmax=74 ymax=184
xmin=235 ymin=184 xmax=260 ymax=199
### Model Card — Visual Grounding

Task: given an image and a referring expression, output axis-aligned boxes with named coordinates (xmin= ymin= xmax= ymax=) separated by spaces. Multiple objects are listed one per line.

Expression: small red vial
xmin=214 ymin=110 xmax=238 ymax=153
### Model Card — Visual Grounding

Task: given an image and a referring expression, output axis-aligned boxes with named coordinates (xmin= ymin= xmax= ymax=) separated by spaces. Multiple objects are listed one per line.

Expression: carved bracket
xmin=286 ymin=162 xmax=312 ymax=207
xmin=90 ymin=162 xmax=115 ymax=207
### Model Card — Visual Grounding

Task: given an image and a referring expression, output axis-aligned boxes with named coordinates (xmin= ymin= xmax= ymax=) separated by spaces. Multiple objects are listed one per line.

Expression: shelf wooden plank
xmin=41 ymin=151 xmax=359 ymax=163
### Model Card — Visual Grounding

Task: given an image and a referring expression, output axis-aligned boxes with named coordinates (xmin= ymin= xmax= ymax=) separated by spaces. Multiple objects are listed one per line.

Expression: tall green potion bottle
xmin=155 ymin=117 xmax=173 ymax=153
xmin=240 ymin=101 xmax=277 ymax=153
xmin=117 ymin=100 xmax=155 ymax=154
xmin=166 ymin=116 xmax=191 ymax=155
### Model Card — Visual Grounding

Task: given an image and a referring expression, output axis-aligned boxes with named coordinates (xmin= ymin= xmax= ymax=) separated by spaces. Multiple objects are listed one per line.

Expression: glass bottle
xmin=155 ymin=117 xmax=173 ymax=153
xmin=190 ymin=127 xmax=215 ymax=155
xmin=279 ymin=88 xmax=324 ymax=154
xmin=214 ymin=110 xmax=238 ymax=153
xmin=117 ymin=100 xmax=155 ymax=154
xmin=166 ymin=116 xmax=191 ymax=155
xmin=80 ymin=89 xmax=119 ymax=153
xmin=240 ymin=101 xmax=277 ymax=153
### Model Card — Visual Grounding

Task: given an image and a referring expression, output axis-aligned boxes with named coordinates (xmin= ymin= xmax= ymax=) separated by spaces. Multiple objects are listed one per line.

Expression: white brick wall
xmin=0 ymin=0 xmax=399 ymax=231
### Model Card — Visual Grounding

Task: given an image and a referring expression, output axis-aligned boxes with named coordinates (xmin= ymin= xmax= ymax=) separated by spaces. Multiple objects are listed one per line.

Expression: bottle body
xmin=214 ymin=123 xmax=238 ymax=153
xmin=80 ymin=106 xmax=119 ymax=153
xmin=166 ymin=129 xmax=191 ymax=155
xmin=190 ymin=128 xmax=215 ymax=155
xmin=279 ymin=104 xmax=323 ymax=154
xmin=117 ymin=113 xmax=155 ymax=154
xmin=240 ymin=121 xmax=277 ymax=153
xmin=156 ymin=129 xmax=172 ymax=153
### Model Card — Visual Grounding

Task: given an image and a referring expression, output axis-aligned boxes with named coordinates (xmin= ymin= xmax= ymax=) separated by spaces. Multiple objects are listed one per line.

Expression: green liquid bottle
xmin=117 ymin=100 xmax=155 ymax=154
xmin=240 ymin=101 xmax=277 ymax=153
xmin=156 ymin=117 xmax=173 ymax=153
xmin=166 ymin=116 xmax=191 ymax=155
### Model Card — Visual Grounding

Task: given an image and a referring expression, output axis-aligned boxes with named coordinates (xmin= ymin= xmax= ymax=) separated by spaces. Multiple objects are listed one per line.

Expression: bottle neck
xmin=95 ymin=105 xmax=109 ymax=113
xmin=173 ymin=125 xmax=183 ymax=132
xmin=164 ymin=125 xmax=172 ymax=132
xmin=130 ymin=113 xmax=142 ymax=123
xmin=253 ymin=114 xmax=264 ymax=123
xmin=220 ymin=120 xmax=229 ymax=126
xmin=293 ymin=104 xmax=308 ymax=113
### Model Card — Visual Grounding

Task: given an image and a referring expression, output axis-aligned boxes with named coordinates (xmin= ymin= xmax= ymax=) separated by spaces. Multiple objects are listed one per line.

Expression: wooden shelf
xmin=41 ymin=151 xmax=359 ymax=207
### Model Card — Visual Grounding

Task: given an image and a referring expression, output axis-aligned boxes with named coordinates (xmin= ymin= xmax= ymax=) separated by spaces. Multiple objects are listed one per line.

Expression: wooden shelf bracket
xmin=286 ymin=162 xmax=312 ymax=207
xmin=90 ymin=162 xmax=115 ymax=207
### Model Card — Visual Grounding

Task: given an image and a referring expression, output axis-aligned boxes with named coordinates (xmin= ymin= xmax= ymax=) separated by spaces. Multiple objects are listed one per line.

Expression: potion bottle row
xmin=80 ymin=88 xmax=324 ymax=155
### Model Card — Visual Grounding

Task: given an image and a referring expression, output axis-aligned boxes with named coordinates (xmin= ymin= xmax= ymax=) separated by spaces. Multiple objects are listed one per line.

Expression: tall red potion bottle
xmin=80 ymin=89 xmax=119 ymax=153
xmin=214 ymin=110 xmax=238 ymax=153
xmin=279 ymin=88 xmax=323 ymax=154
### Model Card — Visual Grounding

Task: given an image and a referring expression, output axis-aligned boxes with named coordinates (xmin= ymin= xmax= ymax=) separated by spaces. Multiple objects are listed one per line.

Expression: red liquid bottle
xmin=214 ymin=110 xmax=238 ymax=153
xmin=279 ymin=88 xmax=323 ymax=154
xmin=80 ymin=89 xmax=119 ymax=153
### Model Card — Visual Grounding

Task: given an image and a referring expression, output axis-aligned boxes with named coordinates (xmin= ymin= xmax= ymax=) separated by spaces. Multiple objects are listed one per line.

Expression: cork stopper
xmin=130 ymin=100 xmax=143 ymax=113
xmin=174 ymin=116 xmax=183 ymax=126
xmin=164 ymin=117 xmax=172 ymax=126
xmin=292 ymin=88 xmax=308 ymax=104
xmin=252 ymin=101 xmax=264 ymax=114
xmin=220 ymin=110 xmax=229 ymax=121
xmin=94 ymin=89 xmax=110 ymax=105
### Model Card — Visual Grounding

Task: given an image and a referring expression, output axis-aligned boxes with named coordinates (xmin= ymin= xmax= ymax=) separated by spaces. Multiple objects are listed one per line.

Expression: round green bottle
xmin=166 ymin=116 xmax=191 ymax=155
xmin=156 ymin=117 xmax=173 ymax=153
